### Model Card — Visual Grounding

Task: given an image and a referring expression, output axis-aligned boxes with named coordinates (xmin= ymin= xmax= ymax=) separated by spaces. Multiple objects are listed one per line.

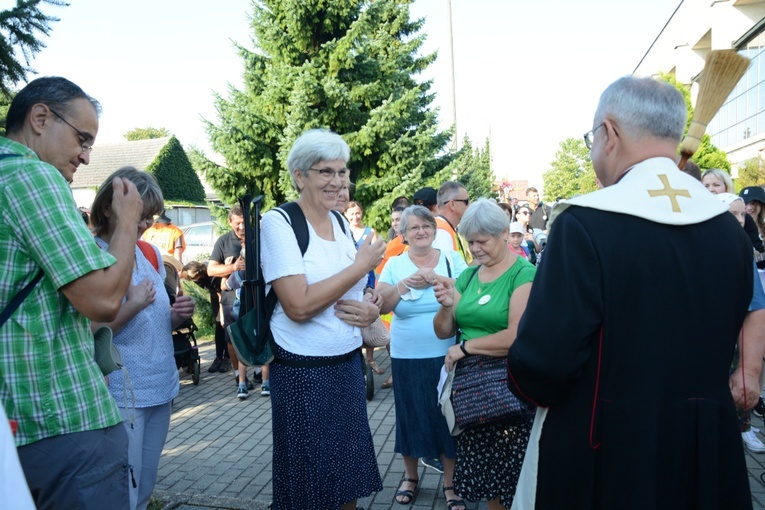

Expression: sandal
xmin=443 ymin=486 xmax=466 ymax=510
xmin=381 ymin=376 xmax=393 ymax=389
xmin=395 ymin=477 xmax=418 ymax=505
xmin=367 ymin=360 xmax=384 ymax=375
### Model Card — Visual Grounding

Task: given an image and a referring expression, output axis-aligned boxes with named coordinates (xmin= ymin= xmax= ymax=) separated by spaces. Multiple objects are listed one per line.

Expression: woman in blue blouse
xmin=378 ymin=205 xmax=467 ymax=508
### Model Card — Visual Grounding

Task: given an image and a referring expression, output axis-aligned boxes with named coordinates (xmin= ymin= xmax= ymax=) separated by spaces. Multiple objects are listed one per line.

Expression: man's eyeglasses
xmin=583 ymin=123 xmax=604 ymax=150
xmin=49 ymin=108 xmax=94 ymax=154
xmin=308 ymin=167 xmax=348 ymax=180
xmin=450 ymin=198 xmax=470 ymax=206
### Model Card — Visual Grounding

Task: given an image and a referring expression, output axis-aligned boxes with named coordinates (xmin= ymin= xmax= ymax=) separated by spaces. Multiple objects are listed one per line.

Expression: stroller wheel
xmin=192 ymin=359 xmax=200 ymax=385
xmin=365 ymin=361 xmax=374 ymax=401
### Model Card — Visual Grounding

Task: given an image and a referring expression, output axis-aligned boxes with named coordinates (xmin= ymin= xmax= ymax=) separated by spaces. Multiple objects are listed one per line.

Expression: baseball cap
xmin=717 ymin=192 xmax=744 ymax=208
xmin=413 ymin=187 xmax=437 ymax=207
xmin=740 ymin=186 xmax=765 ymax=205
xmin=509 ymin=222 xmax=525 ymax=235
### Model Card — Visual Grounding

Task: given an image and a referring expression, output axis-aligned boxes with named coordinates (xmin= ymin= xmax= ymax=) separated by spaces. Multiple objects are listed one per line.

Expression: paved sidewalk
xmin=153 ymin=340 xmax=478 ymax=510
xmin=153 ymin=340 xmax=765 ymax=509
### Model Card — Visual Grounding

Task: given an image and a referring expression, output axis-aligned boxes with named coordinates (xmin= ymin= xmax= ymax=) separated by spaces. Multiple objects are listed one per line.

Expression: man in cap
xmin=141 ymin=209 xmax=186 ymax=261
xmin=507 ymin=76 xmax=758 ymax=508
xmin=0 ymin=76 xmax=143 ymax=508
xmin=412 ymin=187 xmax=437 ymax=213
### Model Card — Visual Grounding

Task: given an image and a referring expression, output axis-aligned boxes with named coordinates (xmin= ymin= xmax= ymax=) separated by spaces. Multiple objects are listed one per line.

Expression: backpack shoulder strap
xmin=277 ymin=202 xmax=309 ymax=256
xmin=330 ymin=210 xmax=347 ymax=236
xmin=137 ymin=240 xmax=159 ymax=272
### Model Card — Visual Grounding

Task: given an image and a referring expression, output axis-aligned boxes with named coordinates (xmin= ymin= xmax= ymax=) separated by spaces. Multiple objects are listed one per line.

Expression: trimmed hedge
xmin=145 ymin=136 xmax=205 ymax=203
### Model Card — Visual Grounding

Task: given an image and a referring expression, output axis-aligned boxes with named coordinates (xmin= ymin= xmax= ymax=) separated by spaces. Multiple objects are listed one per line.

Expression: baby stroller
xmin=173 ymin=319 xmax=200 ymax=385
xmin=162 ymin=255 xmax=201 ymax=385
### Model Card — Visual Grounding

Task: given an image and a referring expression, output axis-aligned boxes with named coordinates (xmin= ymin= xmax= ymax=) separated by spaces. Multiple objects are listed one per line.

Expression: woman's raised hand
xmin=433 ymin=280 xmax=454 ymax=308
xmin=126 ymin=278 xmax=156 ymax=310
xmin=355 ymin=233 xmax=386 ymax=272
xmin=406 ymin=268 xmax=436 ymax=289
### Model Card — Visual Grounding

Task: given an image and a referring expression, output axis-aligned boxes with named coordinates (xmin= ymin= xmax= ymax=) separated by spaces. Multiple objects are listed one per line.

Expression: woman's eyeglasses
xmin=308 ymin=167 xmax=348 ymax=180
xmin=406 ymin=225 xmax=434 ymax=233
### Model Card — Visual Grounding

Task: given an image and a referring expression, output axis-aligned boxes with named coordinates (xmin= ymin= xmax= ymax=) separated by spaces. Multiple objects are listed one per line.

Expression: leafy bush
xmin=181 ymin=280 xmax=214 ymax=340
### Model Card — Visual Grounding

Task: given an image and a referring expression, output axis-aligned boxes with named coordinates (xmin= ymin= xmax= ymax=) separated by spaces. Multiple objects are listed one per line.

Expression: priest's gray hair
xmin=460 ymin=198 xmax=510 ymax=241
xmin=594 ymin=76 xmax=686 ymax=142
xmin=286 ymin=129 xmax=351 ymax=192
xmin=701 ymin=168 xmax=734 ymax=193
xmin=399 ymin=205 xmax=437 ymax=244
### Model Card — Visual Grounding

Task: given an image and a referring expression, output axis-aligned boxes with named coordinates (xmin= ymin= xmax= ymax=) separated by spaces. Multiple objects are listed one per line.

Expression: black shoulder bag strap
xmin=0 ymin=153 xmax=44 ymax=328
xmin=455 ymin=266 xmax=480 ymax=344
xmin=0 ymin=271 xmax=44 ymax=329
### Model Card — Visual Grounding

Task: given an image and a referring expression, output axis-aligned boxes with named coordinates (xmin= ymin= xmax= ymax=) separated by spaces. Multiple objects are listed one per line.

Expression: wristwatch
xmin=459 ymin=340 xmax=469 ymax=356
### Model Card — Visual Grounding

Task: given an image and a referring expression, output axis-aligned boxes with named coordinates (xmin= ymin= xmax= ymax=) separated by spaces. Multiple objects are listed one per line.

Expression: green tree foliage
xmin=124 ymin=126 xmax=171 ymax=141
xmin=145 ymin=136 xmax=206 ymax=203
xmin=429 ymin=136 xmax=494 ymax=199
xmin=0 ymin=0 xmax=67 ymax=95
xmin=203 ymin=0 xmax=452 ymax=232
xmin=542 ymin=137 xmax=598 ymax=201
xmin=659 ymin=72 xmax=731 ymax=171
xmin=0 ymin=90 xmax=14 ymax=136
xmin=736 ymin=157 xmax=765 ymax=190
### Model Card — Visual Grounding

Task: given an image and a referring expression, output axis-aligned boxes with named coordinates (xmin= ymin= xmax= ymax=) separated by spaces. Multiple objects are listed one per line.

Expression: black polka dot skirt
xmin=270 ymin=343 xmax=383 ymax=509
xmin=454 ymin=418 xmax=533 ymax=507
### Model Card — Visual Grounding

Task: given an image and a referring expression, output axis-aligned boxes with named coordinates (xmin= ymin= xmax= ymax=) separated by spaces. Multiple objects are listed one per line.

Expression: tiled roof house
xmin=71 ymin=137 xmax=171 ymax=189
xmin=71 ymin=137 xmax=210 ymax=214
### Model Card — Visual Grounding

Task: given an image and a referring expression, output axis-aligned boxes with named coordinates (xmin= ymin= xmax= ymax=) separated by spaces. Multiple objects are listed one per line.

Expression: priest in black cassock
xmin=507 ymin=76 xmax=756 ymax=509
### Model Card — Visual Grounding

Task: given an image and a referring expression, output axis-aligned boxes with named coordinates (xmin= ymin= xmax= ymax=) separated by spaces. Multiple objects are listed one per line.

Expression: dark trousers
xmin=17 ymin=424 xmax=129 ymax=510
xmin=215 ymin=321 xmax=228 ymax=359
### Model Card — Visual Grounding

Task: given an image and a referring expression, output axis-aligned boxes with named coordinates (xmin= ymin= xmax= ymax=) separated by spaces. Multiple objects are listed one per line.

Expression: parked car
xmin=181 ymin=221 xmax=221 ymax=264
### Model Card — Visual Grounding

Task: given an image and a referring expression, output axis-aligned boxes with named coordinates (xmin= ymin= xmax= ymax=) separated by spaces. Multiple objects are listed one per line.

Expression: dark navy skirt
xmin=270 ymin=343 xmax=383 ymax=509
xmin=391 ymin=356 xmax=457 ymax=459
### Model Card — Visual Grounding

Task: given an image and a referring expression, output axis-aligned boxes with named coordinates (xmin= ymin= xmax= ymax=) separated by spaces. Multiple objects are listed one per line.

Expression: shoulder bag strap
xmin=136 ymin=240 xmax=159 ymax=271
xmin=0 ymin=154 xmax=44 ymax=327
xmin=0 ymin=270 xmax=44 ymax=329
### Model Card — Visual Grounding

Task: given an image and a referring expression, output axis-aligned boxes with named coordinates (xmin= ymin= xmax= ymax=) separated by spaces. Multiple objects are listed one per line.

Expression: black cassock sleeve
xmin=507 ymin=208 xmax=604 ymax=407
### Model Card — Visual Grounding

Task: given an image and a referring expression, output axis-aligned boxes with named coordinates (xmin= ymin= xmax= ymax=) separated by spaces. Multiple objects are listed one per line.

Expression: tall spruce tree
xmin=0 ymin=0 xmax=67 ymax=95
xmin=203 ymin=0 xmax=452 ymax=231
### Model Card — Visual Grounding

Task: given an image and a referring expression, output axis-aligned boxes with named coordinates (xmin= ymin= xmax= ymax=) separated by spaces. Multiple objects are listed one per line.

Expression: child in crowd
xmin=508 ymin=222 xmax=530 ymax=261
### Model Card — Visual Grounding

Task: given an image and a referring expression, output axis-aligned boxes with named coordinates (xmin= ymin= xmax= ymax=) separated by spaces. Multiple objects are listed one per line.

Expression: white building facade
xmin=634 ymin=0 xmax=765 ymax=170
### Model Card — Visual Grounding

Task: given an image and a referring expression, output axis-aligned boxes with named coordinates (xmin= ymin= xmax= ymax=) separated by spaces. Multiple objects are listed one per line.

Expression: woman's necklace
xmin=412 ymin=249 xmax=438 ymax=268
xmin=476 ymin=250 xmax=512 ymax=302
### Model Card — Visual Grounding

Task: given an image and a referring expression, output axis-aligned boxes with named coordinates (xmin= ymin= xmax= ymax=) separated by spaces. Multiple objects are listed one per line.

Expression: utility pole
xmin=445 ymin=0 xmax=458 ymax=152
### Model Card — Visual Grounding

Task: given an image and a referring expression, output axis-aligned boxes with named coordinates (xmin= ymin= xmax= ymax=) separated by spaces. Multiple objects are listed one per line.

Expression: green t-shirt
xmin=454 ymin=257 xmax=536 ymax=342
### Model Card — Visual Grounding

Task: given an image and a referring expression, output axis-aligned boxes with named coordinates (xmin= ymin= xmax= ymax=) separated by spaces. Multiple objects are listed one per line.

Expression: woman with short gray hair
xmin=377 ymin=205 xmax=467 ymax=508
xmin=260 ymin=129 xmax=386 ymax=509
xmin=433 ymin=198 xmax=537 ymax=509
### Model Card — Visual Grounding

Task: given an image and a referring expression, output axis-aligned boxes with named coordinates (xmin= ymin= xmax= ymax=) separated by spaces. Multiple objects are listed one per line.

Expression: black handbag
xmin=451 ymin=354 xmax=534 ymax=430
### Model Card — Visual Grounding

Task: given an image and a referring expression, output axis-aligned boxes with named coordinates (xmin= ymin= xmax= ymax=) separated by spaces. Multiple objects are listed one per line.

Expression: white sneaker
xmin=742 ymin=430 xmax=765 ymax=453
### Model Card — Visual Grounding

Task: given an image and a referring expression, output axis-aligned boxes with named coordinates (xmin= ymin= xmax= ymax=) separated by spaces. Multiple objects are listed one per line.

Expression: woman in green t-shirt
xmin=434 ymin=198 xmax=536 ymax=510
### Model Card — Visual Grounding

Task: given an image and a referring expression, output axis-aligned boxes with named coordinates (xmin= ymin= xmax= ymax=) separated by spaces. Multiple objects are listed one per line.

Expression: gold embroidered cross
xmin=647 ymin=174 xmax=690 ymax=212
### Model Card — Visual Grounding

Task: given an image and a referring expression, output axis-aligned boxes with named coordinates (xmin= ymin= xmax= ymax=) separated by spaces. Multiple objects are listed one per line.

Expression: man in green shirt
xmin=0 ymin=77 xmax=143 ymax=509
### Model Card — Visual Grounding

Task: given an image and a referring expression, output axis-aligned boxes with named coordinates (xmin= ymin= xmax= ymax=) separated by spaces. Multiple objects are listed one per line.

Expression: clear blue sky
xmin=17 ymin=0 xmax=681 ymax=192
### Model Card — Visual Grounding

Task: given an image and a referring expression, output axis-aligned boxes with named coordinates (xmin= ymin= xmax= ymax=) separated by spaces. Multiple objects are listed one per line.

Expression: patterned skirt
xmin=270 ymin=344 xmax=383 ymax=509
xmin=454 ymin=417 xmax=533 ymax=506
